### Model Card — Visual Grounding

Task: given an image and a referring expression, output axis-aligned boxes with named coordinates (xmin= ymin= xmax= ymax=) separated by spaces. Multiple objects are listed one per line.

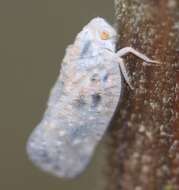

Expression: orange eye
xmin=100 ymin=31 xmax=110 ymax=40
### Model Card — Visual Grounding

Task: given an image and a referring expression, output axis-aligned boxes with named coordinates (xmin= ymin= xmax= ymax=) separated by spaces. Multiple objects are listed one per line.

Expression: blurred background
xmin=0 ymin=0 xmax=114 ymax=189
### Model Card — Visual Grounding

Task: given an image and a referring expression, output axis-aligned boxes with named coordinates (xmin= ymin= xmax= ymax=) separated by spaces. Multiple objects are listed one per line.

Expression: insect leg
xmin=117 ymin=47 xmax=160 ymax=65
xmin=118 ymin=57 xmax=134 ymax=90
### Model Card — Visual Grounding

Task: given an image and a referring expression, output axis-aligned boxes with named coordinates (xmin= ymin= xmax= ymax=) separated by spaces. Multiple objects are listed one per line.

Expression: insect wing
xmin=26 ymin=17 xmax=122 ymax=178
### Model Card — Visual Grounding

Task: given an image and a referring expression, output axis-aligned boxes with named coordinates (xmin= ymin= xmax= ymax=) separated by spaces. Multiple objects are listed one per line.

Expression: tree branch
xmin=106 ymin=1 xmax=179 ymax=190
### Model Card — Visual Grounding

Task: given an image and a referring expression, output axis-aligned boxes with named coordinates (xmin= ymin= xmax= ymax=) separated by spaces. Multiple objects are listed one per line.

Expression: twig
xmin=106 ymin=1 xmax=179 ymax=190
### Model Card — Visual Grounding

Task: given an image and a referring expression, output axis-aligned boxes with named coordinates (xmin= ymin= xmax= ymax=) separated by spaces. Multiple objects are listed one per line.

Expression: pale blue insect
xmin=26 ymin=17 xmax=158 ymax=178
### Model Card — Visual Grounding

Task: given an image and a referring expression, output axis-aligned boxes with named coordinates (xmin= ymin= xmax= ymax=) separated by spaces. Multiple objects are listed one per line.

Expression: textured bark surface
xmin=106 ymin=0 xmax=179 ymax=190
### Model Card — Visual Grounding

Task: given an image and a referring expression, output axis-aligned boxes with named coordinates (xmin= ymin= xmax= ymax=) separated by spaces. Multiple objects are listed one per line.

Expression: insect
xmin=26 ymin=17 xmax=159 ymax=178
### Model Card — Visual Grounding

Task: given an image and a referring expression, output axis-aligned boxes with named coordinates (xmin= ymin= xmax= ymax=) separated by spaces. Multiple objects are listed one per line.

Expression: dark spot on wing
xmin=91 ymin=73 xmax=100 ymax=82
xmin=91 ymin=94 xmax=101 ymax=107
xmin=37 ymin=149 xmax=52 ymax=164
xmin=70 ymin=125 xmax=88 ymax=140
xmin=103 ymin=73 xmax=109 ymax=82
xmin=80 ymin=40 xmax=91 ymax=56
xmin=75 ymin=95 xmax=86 ymax=108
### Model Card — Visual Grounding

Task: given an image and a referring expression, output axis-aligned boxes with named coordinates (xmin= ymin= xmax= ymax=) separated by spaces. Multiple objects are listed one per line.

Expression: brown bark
xmin=106 ymin=1 xmax=179 ymax=190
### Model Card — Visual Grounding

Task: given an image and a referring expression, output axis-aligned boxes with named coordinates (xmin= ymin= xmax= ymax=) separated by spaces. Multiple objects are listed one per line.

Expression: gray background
xmin=0 ymin=0 xmax=113 ymax=189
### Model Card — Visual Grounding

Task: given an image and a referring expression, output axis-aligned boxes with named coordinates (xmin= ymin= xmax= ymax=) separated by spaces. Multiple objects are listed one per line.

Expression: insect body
xmin=26 ymin=17 xmax=158 ymax=178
